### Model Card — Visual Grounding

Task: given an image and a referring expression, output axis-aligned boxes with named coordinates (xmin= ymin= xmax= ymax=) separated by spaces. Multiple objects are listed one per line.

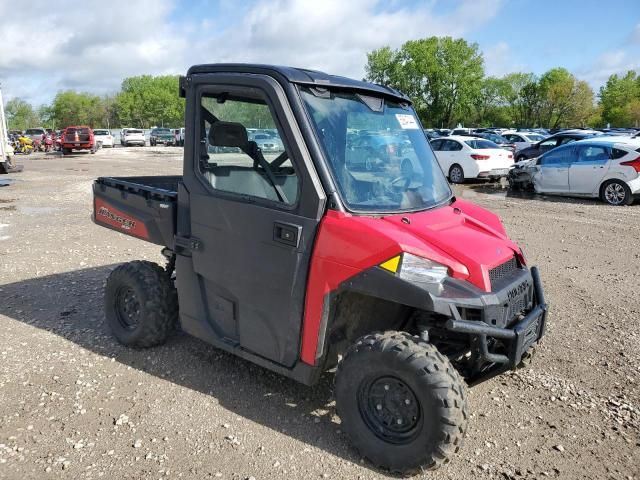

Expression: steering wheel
xmin=388 ymin=158 xmax=415 ymax=191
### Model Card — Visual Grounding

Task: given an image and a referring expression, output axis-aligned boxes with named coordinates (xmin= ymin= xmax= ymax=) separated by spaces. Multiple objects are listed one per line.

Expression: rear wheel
xmin=601 ymin=179 xmax=632 ymax=206
xmin=105 ymin=261 xmax=178 ymax=348
xmin=62 ymin=148 xmax=71 ymax=155
xmin=335 ymin=331 xmax=468 ymax=474
xmin=516 ymin=155 xmax=526 ymax=162
xmin=448 ymin=164 xmax=464 ymax=184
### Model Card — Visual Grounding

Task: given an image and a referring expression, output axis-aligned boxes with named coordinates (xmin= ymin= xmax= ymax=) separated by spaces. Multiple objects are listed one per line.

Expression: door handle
xmin=273 ymin=222 xmax=302 ymax=247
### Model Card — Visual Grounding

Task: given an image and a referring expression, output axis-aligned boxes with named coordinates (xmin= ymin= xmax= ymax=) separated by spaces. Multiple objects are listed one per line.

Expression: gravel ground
xmin=0 ymin=148 xmax=638 ymax=480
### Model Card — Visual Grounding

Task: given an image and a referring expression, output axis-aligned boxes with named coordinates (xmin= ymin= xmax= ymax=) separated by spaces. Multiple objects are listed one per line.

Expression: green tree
xmin=499 ymin=73 xmax=540 ymax=127
xmin=51 ymin=91 xmax=106 ymax=127
xmin=365 ymin=36 xmax=484 ymax=127
xmin=471 ymin=76 xmax=512 ymax=127
xmin=115 ymin=75 xmax=184 ymax=128
xmin=599 ymin=71 xmax=640 ymax=126
xmin=4 ymin=98 xmax=40 ymax=131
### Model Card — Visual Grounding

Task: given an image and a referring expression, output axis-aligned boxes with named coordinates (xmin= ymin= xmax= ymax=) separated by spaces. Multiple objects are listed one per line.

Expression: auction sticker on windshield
xmin=395 ymin=114 xmax=419 ymax=129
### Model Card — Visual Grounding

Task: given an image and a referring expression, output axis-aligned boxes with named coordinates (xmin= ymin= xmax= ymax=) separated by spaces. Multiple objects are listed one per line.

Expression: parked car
xmin=514 ymin=132 xmax=598 ymax=163
xmin=24 ymin=128 xmax=46 ymax=142
xmin=60 ymin=126 xmax=97 ymax=155
xmin=248 ymin=132 xmax=284 ymax=153
xmin=150 ymin=128 xmax=175 ymax=146
xmin=474 ymin=132 xmax=516 ymax=152
xmin=508 ymin=138 xmax=640 ymax=205
xmin=423 ymin=129 xmax=441 ymax=140
xmin=502 ymin=131 xmax=547 ymax=151
xmin=430 ymin=136 xmax=514 ymax=183
xmin=93 ymin=129 xmax=114 ymax=148
xmin=347 ymin=133 xmax=401 ymax=170
xmin=121 ymin=128 xmax=146 ymax=147
xmin=450 ymin=128 xmax=474 ymax=136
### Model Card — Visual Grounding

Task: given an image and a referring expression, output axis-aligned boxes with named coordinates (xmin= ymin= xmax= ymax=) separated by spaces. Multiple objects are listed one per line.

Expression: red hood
xmin=314 ymin=199 xmax=524 ymax=292
xmin=301 ymin=198 xmax=525 ymax=365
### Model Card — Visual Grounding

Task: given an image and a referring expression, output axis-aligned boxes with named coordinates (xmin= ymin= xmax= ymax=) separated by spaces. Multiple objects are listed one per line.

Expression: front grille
xmin=489 ymin=256 xmax=519 ymax=287
xmin=508 ymin=292 xmax=528 ymax=319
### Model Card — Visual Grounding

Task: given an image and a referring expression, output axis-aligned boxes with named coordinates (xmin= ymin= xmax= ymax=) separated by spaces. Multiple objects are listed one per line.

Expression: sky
xmin=0 ymin=0 xmax=638 ymax=106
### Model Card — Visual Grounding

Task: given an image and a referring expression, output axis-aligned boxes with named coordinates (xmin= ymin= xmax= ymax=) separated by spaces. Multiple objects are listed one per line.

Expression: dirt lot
xmin=0 ymin=148 xmax=638 ymax=480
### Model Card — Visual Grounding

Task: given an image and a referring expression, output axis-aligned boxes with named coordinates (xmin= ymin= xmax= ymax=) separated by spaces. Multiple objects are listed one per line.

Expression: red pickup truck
xmin=60 ymin=126 xmax=98 ymax=155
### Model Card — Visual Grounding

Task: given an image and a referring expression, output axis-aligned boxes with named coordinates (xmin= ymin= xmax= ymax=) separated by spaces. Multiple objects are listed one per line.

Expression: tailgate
xmin=92 ymin=176 xmax=179 ymax=247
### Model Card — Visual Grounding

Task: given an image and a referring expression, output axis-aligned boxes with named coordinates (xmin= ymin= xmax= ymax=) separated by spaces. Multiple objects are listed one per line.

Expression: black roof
xmin=186 ymin=63 xmax=410 ymax=103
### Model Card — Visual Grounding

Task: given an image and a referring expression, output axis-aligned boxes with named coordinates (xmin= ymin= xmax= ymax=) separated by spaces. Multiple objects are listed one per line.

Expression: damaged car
xmin=508 ymin=138 xmax=640 ymax=205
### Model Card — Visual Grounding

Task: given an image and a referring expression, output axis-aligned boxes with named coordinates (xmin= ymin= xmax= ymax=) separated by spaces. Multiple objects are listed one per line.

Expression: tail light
xmin=621 ymin=157 xmax=640 ymax=173
xmin=508 ymin=153 xmax=513 ymax=159
xmin=471 ymin=154 xmax=490 ymax=160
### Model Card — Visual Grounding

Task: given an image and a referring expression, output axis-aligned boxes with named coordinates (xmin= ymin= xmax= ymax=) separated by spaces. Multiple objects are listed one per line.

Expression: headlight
xmin=380 ymin=253 xmax=450 ymax=284
xmin=399 ymin=253 xmax=449 ymax=284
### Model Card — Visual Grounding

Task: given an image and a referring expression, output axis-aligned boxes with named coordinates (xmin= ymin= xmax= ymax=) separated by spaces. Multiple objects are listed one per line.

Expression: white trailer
xmin=0 ymin=86 xmax=21 ymax=173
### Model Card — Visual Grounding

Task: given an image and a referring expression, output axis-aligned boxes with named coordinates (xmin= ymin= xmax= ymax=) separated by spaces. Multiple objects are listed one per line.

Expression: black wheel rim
xmin=115 ymin=287 xmax=141 ymax=330
xmin=358 ymin=375 xmax=421 ymax=444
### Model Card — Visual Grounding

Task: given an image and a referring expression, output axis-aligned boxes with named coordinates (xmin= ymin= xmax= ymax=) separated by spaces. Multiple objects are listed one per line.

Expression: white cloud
xmin=483 ymin=41 xmax=524 ymax=77
xmin=577 ymin=50 xmax=640 ymax=89
xmin=0 ymin=0 xmax=504 ymax=105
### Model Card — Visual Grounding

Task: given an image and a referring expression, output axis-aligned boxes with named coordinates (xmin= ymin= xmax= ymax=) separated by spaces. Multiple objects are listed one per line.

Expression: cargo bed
xmin=92 ymin=176 xmax=180 ymax=247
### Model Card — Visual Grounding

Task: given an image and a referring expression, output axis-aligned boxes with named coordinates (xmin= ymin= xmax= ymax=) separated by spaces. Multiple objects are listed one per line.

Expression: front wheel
xmin=335 ymin=331 xmax=468 ymax=474
xmin=601 ymin=180 xmax=633 ymax=206
xmin=105 ymin=261 xmax=178 ymax=348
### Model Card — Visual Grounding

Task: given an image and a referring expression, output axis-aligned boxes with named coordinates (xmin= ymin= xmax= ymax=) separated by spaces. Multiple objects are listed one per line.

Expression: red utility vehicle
xmin=60 ymin=126 xmax=98 ymax=155
xmin=92 ymin=64 xmax=547 ymax=474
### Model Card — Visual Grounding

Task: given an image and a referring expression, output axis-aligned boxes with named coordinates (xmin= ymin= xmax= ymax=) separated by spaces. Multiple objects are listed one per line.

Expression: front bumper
xmin=443 ymin=266 xmax=547 ymax=384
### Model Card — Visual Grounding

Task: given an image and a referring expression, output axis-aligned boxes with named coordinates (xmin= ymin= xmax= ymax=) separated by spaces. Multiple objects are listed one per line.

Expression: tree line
xmin=4 ymin=75 xmax=185 ymax=131
xmin=366 ymin=37 xmax=638 ymax=129
xmin=3 ymin=36 xmax=640 ymax=131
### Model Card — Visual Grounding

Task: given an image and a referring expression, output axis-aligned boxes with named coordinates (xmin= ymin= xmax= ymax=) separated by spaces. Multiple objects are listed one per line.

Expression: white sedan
xmin=93 ymin=129 xmax=114 ymax=148
xmin=430 ymin=135 xmax=514 ymax=183
xmin=513 ymin=138 xmax=640 ymax=205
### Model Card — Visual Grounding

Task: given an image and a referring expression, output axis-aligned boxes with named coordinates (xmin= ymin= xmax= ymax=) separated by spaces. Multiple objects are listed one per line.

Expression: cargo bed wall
xmin=92 ymin=176 xmax=180 ymax=247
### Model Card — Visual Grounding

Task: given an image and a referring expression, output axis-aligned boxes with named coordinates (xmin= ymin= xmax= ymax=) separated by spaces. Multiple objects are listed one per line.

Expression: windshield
xmin=300 ymin=88 xmax=451 ymax=213
xmin=525 ymin=134 xmax=544 ymax=142
xmin=483 ymin=133 xmax=508 ymax=143
xmin=464 ymin=139 xmax=499 ymax=149
xmin=128 ymin=129 xmax=143 ymax=134
xmin=155 ymin=128 xmax=171 ymax=134
xmin=94 ymin=130 xmax=109 ymax=135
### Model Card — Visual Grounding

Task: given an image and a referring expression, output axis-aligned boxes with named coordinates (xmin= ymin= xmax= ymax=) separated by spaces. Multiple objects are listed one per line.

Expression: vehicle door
xmin=429 ymin=139 xmax=447 ymax=170
xmin=176 ymin=74 xmax=326 ymax=368
xmin=569 ymin=144 xmax=611 ymax=194
xmin=536 ymin=144 xmax=573 ymax=192
xmin=442 ymin=139 xmax=463 ymax=171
